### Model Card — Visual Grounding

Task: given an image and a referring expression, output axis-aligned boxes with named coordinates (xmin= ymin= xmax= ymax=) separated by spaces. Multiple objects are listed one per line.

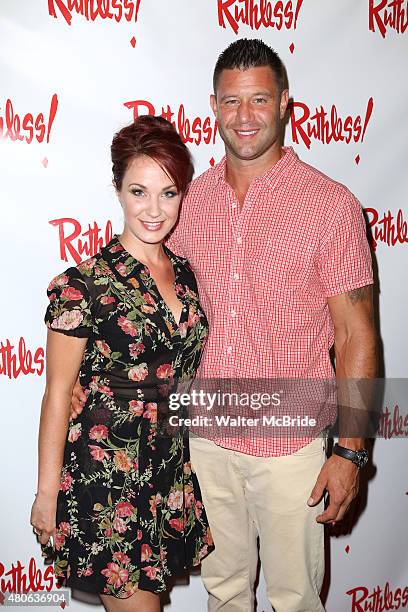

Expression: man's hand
xmin=70 ymin=378 xmax=86 ymax=420
xmin=307 ymin=455 xmax=359 ymax=524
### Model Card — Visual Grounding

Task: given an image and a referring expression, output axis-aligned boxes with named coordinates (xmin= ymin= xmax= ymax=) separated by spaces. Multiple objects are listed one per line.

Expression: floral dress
xmin=42 ymin=235 xmax=214 ymax=598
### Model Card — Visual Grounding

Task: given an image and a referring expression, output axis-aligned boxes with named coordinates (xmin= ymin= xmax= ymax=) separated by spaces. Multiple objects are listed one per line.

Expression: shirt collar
xmin=102 ymin=234 xmax=145 ymax=280
xmin=212 ymin=146 xmax=298 ymax=187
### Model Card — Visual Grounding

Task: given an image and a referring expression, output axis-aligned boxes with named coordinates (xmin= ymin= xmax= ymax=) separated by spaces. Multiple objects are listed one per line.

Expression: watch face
xmin=356 ymin=449 xmax=369 ymax=468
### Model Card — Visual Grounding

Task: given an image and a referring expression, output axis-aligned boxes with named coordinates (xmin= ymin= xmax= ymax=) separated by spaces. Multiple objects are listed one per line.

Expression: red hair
xmin=111 ymin=115 xmax=194 ymax=192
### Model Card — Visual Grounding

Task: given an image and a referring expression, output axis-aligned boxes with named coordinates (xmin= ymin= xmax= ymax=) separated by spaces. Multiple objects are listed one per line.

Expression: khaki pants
xmin=189 ymin=436 xmax=327 ymax=612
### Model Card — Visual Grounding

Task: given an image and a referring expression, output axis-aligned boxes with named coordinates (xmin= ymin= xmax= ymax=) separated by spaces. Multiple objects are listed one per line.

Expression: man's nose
xmin=236 ymin=100 xmax=253 ymax=124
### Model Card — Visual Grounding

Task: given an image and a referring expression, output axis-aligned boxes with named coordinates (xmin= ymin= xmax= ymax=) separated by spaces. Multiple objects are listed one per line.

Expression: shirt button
xmin=236 ymin=236 xmax=242 ymax=244
xmin=226 ymin=346 xmax=233 ymax=355
xmin=230 ymin=309 xmax=236 ymax=318
xmin=233 ymin=272 xmax=239 ymax=280
xmin=231 ymin=202 xmax=237 ymax=209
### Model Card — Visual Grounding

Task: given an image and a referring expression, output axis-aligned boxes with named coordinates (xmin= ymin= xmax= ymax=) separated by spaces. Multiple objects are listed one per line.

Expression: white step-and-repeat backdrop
xmin=1 ymin=1 xmax=407 ymax=610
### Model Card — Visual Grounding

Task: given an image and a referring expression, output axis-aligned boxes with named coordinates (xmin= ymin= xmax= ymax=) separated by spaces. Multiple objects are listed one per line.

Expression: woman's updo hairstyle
xmin=111 ymin=115 xmax=194 ymax=193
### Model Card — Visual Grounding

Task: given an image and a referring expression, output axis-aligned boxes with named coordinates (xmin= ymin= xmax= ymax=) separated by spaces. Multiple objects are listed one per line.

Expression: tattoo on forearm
xmin=347 ymin=285 xmax=372 ymax=305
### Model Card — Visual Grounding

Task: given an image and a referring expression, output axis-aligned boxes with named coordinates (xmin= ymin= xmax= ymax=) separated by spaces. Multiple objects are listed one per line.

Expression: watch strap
xmin=333 ymin=443 xmax=368 ymax=468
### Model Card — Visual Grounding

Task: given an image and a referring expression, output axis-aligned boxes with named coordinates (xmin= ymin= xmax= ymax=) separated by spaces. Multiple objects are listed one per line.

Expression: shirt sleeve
xmin=318 ymin=191 xmax=373 ymax=297
xmin=44 ymin=267 xmax=94 ymax=337
xmin=165 ymin=226 xmax=185 ymax=257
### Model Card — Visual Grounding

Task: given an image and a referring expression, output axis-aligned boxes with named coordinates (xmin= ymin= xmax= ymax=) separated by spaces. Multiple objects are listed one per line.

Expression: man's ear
xmin=210 ymin=93 xmax=218 ymax=119
xmin=279 ymin=89 xmax=289 ymax=119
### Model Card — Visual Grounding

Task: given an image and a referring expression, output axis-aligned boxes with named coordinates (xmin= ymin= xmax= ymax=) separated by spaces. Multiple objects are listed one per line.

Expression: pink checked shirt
xmin=167 ymin=146 xmax=373 ymax=456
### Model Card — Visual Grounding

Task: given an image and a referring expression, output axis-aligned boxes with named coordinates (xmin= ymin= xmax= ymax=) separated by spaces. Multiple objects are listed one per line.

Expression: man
xmin=72 ymin=39 xmax=377 ymax=611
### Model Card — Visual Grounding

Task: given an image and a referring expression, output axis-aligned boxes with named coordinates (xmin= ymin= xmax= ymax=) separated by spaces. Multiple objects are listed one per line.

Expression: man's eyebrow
xmin=220 ymin=94 xmax=239 ymax=101
xmin=220 ymin=91 xmax=272 ymax=101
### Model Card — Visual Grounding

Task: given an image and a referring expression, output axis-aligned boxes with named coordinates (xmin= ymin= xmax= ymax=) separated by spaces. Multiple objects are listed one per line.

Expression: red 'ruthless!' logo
xmin=0 ymin=94 xmax=58 ymax=144
xmin=48 ymin=0 xmax=142 ymax=25
xmin=369 ymin=0 xmax=408 ymax=38
xmin=290 ymin=99 xmax=374 ymax=149
xmin=217 ymin=0 xmax=304 ymax=34
xmin=0 ymin=558 xmax=55 ymax=592
xmin=0 ymin=338 xmax=44 ymax=379
xmin=346 ymin=581 xmax=408 ymax=610
xmin=378 ymin=405 xmax=408 ymax=438
xmin=365 ymin=207 xmax=408 ymax=250
xmin=124 ymin=100 xmax=218 ymax=146
xmin=49 ymin=218 xmax=113 ymax=265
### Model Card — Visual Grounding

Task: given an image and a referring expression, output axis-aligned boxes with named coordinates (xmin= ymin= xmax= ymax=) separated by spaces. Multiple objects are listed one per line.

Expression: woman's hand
xmin=30 ymin=493 xmax=57 ymax=547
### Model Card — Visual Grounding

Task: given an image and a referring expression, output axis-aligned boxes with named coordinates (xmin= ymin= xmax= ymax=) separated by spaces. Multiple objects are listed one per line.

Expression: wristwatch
xmin=333 ymin=444 xmax=368 ymax=469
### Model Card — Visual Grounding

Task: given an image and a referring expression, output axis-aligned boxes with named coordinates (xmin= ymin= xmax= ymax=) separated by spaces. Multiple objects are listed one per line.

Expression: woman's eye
xmin=131 ymin=189 xmax=144 ymax=197
xmin=163 ymin=191 xmax=178 ymax=198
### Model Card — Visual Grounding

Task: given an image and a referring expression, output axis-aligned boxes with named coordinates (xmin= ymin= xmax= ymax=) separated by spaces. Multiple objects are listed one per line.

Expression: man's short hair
xmin=213 ymin=38 xmax=285 ymax=94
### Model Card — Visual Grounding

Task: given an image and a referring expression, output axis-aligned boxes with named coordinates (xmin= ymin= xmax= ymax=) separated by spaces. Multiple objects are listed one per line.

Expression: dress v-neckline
xmin=113 ymin=235 xmax=186 ymax=331
xmin=152 ymin=273 xmax=184 ymax=327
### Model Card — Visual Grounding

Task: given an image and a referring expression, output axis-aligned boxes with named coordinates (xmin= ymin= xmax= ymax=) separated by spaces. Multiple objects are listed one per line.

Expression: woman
xmin=30 ymin=115 xmax=214 ymax=611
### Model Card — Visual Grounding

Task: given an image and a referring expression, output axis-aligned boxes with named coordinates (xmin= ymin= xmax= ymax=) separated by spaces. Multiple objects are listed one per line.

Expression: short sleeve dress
xmin=43 ymin=235 xmax=214 ymax=598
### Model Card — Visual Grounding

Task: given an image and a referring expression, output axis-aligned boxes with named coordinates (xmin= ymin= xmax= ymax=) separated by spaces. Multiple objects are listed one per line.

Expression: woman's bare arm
xmin=31 ymin=330 xmax=87 ymax=544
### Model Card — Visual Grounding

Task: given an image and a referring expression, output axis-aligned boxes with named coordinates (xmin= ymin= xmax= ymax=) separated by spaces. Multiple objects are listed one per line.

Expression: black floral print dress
xmin=43 ymin=235 xmax=214 ymax=598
